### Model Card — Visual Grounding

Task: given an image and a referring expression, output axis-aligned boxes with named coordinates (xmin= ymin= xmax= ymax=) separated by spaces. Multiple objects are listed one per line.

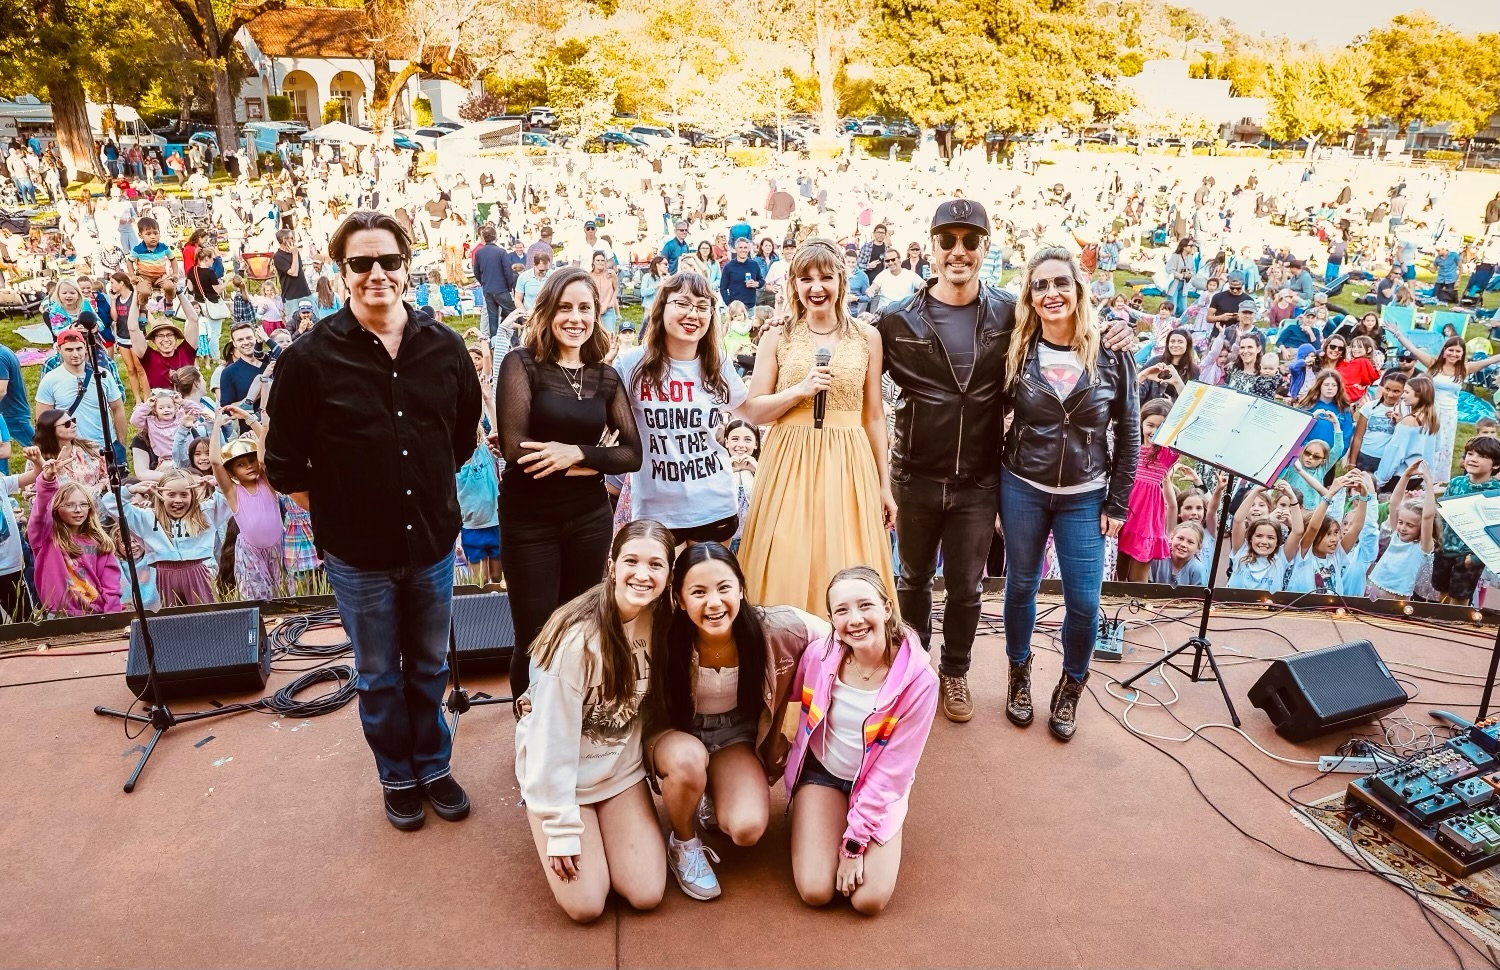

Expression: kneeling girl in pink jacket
xmin=783 ymin=564 xmax=938 ymax=916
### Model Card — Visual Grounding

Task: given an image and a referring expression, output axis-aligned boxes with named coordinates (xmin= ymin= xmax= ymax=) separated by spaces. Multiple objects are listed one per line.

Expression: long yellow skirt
xmin=738 ymin=408 xmax=896 ymax=618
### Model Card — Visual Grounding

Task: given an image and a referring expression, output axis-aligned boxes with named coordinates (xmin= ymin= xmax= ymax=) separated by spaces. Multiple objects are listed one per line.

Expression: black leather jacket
xmin=877 ymin=281 xmax=1016 ymax=488
xmin=1003 ymin=338 xmax=1140 ymax=520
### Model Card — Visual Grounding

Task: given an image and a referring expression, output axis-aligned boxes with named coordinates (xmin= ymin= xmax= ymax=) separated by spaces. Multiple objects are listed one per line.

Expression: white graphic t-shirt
xmin=614 ymin=347 xmax=749 ymax=529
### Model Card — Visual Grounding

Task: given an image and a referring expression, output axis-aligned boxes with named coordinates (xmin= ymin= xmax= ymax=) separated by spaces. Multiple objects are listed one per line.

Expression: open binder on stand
xmin=1122 ymin=382 xmax=1316 ymax=723
xmin=1433 ymin=492 xmax=1500 ymax=718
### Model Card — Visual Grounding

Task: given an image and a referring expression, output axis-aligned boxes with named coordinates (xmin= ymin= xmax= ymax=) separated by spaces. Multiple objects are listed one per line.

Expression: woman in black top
xmin=497 ymin=266 xmax=644 ymax=696
xmin=1137 ymin=327 xmax=1198 ymax=403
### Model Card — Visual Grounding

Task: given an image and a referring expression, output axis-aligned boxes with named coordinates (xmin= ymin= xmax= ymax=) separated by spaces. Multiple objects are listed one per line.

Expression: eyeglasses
xmin=935 ymin=231 xmax=985 ymax=252
xmin=341 ymin=254 xmax=407 ymax=274
xmin=668 ymin=298 xmax=714 ymax=316
xmin=58 ymin=502 xmax=92 ymax=512
xmin=57 ymin=418 xmax=76 ymax=428
xmin=883 ymin=256 xmax=900 ymax=264
xmin=1029 ymin=276 xmax=1075 ymax=294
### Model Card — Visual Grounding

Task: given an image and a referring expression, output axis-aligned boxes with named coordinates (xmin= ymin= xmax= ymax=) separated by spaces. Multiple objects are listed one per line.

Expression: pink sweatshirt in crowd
xmin=28 ymin=473 xmax=121 ymax=616
xmin=129 ymin=402 xmax=178 ymax=460
xmin=783 ymin=629 xmax=938 ymax=851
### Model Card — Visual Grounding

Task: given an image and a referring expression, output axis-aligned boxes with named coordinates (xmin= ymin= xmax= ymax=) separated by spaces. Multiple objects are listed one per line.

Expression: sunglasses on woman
xmin=57 ymin=418 xmax=76 ymax=428
xmin=1029 ymin=276 xmax=1074 ymax=294
xmin=341 ymin=254 xmax=406 ymax=274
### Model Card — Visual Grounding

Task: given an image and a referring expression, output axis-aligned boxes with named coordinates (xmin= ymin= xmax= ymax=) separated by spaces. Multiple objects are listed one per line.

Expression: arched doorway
xmin=329 ymin=71 xmax=368 ymax=126
xmin=279 ymin=70 xmax=319 ymax=124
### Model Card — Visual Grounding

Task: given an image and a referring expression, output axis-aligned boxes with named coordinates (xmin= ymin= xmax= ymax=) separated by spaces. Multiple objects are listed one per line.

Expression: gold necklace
xmin=808 ymin=323 xmax=840 ymax=336
xmin=558 ymin=361 xmax=584 ymax=400
xmin=844 ymin=653 xmax=886 ymax=683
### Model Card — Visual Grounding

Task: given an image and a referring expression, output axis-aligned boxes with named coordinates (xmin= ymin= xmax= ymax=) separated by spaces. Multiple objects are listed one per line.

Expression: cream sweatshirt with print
xmin=514 ymin=620 xmax=652 ymax=858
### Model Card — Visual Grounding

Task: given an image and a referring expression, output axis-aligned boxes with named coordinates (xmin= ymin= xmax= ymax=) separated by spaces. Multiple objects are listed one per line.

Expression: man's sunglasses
xmin=341 ymin=254 xmax=407 ymax=274
xmin=935 ymin=231 xmax=986 ymax=252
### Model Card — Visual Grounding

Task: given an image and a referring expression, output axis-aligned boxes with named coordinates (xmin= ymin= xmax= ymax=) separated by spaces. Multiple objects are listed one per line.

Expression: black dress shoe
xmin=423 ymin=774 xmax=471 ymax=821
xmin=384 ymin=787 xmax=426 ymax=831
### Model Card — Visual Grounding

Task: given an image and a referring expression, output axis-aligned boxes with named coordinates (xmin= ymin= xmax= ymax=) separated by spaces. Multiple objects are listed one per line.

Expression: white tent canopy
xmin=299 ymin=121 xmax=376 ymax=145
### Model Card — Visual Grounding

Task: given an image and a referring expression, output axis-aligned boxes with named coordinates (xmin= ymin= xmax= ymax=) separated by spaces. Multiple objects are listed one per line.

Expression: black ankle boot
xmin=1048 ymin=671 xmax=1088 ymax=742
xmin=1006 ymin=657 xmax=1034 ymax=726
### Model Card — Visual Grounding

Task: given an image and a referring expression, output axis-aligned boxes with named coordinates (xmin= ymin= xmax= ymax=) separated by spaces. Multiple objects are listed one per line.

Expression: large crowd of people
xmin=2 ymin=134 xmax=1500 ymax=916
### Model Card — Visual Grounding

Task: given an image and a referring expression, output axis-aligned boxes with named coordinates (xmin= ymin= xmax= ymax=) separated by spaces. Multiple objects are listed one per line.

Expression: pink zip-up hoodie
xmin=29 ymin=473 xmax=121 ymax=616
xmin=783 ymin=628 xmax=938 ymax=850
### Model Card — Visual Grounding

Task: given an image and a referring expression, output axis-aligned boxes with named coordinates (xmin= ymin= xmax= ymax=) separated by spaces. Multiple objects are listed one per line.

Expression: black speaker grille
xmin=1285 ymin=640 xmax=1403 ymax=718
xmin=125 ymin=607 xmax=268 ymax=700
xmin=453 ymin=593 xmax=515 ymax=659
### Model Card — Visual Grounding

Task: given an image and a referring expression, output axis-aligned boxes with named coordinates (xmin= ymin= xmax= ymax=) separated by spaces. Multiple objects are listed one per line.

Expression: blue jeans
xmin=13 ymin=178 xmax=37 ymax=206
xmin=999 ymin=469 xmax=1105 ymax=681
xmin=325 ymin=550 xmax=456 ymax=790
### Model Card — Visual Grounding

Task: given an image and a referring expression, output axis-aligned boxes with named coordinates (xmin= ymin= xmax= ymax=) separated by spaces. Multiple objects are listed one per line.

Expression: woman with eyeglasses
xmin=497 ymin=266 xmax=644 ymax=698
xmin=737 ymin=238 xmax=896 ymax=617
xmin=998 ymin=246 xmax=1139 ymax=742
xmin=34 ymin=409 xmax=108 ymax=494
xmin=613 ymin=273 xmax=749 ymax=548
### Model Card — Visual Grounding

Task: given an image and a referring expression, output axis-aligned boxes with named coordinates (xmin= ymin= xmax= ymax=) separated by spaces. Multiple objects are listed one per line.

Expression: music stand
xmin=1432 ymin=491 xmax=1500 ymax=719
xmin=1121 ymin=382 xmax=1317 ymax=725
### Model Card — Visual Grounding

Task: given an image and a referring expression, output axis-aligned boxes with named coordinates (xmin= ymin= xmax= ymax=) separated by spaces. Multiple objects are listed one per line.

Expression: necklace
xmin=844 ymin=653 xmax=887 ymax=683
xmin=808 ymin=323 xmax=840 ymax=336
xmin=558 ymin=361 xmax=584 ymax=400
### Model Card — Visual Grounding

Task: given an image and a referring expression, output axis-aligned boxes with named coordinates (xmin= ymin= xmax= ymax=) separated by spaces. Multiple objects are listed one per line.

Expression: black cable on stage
xmin=255 ymin=665 xmax=358 ymax=718
xmin=268 ymin=609 xmax=352 ymax=658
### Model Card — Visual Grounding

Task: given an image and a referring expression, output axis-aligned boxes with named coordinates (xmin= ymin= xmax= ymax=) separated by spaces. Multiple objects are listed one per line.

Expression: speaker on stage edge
xmin=125 ymin=606 xmax=269 ymax=701
xmin=452 ymin=592 xmax=516 ymax=675
xmin=1247 ymin=639 xmax=1408 ymax=742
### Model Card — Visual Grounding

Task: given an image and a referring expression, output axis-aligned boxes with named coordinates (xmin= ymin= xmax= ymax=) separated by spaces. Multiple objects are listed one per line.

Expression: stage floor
xmin=1 ymin=596 xmax=1494 ymax=969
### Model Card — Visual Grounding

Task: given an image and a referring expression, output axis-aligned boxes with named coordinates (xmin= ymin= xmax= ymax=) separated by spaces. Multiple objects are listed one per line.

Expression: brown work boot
xmin=939 ymin=674 xmax=973 ymax=723
xmin=1048 ymin=672 xmax=1089 ymax=742
xmin=1006 ymin=656 xmax=1034 ymax=726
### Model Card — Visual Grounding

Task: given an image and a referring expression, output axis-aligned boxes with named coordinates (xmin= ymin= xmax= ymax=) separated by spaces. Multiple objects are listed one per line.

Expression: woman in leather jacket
xmin=998 ymin=245 xmax=1140 ymax=743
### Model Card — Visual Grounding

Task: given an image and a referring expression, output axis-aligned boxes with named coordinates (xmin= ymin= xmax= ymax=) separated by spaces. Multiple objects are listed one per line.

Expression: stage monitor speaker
xmin=1247 ymin=639 xmax=1407 ymax=742
xmin=125 ymin=607 xmax=269 ymax=701
xmin=453 ymin=592 xmax=516 ymax=675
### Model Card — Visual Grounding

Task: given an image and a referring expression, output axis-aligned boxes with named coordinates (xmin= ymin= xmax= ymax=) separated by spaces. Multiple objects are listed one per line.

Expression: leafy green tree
xmin=1262 ymin=51 xmax=1367 ymax=155
xmin=862 ymin=0 xmax=1127 ymax=145
xmin=1360 ymin=13 xmax=1500 ymax=139
xmin=157 ymin=0 xmax=282 ymax=165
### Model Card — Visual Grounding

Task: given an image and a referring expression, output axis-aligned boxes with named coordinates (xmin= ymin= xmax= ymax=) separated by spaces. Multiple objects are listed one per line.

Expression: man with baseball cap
xmin=34 ymin=328 xmax=129 ymax=456
xmin=878 ymin=199 xmax=1135 ymax=723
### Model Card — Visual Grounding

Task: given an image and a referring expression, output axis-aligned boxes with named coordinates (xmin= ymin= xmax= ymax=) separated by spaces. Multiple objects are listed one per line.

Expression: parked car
xmin=627 ymin=124 xmax=689 ymax=148
xmin=587 ymin=131 xmax=648 ymax=151
xmin=887 ymin=120 xmax=918 ymax=138
xmin=754 ymin=126 xmax=807 ymax=150
xmin=522 ymin=132 xmax=554 ymax=148
xmin=406 ymin=127 xmax=452 ymax=150
xmin=432 ymin=121 xmax=464 ymax=132
xmin=856 ymin=116 xmax=887 ymax=137
xmin=526 ymin=106 xmax=556 ymax=129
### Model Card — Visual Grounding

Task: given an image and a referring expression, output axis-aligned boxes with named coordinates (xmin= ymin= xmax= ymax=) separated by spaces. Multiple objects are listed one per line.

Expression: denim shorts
xmin=795 ymin=752 xmax=854 ymax=796
xmin=691 ymin=709 xmax=755 ymax=754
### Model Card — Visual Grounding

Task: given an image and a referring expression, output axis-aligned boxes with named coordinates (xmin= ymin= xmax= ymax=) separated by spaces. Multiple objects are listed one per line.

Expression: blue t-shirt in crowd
xmin=1434 ymin=251 xmax=1460 ymax=284
xmin=0 ymin=344 xmax=34 ymax=447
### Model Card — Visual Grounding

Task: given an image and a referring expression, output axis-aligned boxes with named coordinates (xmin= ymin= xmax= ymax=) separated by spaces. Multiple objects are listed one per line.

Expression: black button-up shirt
xmin=264 ymin=304 xmax=483 ymax=571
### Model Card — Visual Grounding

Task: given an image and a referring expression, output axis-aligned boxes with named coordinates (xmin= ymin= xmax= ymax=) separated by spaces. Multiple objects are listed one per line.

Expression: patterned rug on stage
xmin=1297 ymin=792 xmax=1500 ymax=952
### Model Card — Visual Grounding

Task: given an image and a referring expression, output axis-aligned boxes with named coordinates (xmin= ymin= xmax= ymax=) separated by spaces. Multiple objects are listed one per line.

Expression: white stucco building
xmin=1123 ymin=59 xmax=1266 ymax=141
xmin=232 ymin=7 xmax=474 ymax=127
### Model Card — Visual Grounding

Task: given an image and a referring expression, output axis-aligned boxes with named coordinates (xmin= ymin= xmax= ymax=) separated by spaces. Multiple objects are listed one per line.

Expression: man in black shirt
xmin=266 ymin=210 xmax=482 ymax=832
xmin=1207 ymin=276 xmax=1248 ymax=325
xmin=272 ymin=230 xmax=310 ymax=303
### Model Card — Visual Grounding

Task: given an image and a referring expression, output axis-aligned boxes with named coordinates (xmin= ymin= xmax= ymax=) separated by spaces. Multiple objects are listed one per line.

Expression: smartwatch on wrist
xmin=841 ymin=839 xmax=865 ymax=859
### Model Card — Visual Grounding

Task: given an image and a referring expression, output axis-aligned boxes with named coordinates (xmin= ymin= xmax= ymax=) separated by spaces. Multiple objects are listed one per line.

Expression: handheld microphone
xmin=813 ymin=347 xmax=830 ymax=429
xmin=77 ymin=310 xmax=99 ymax=332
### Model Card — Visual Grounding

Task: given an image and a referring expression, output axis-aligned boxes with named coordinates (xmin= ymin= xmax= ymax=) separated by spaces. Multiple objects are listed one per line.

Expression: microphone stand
xmin=87 ymin=315 xmax=241 ymax=792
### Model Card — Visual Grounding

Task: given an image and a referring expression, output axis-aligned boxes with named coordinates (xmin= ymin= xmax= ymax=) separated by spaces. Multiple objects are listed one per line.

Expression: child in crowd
xmin=1340 ymin=336 xmax=1382 ymax=402
xmin=1432 ymin=436 xmax=1500 ymax=604
xmin=253 ymin=280 xmax=284 ymax=331
xmin=721 ymin=419 xmax=760 ymax=555
xmin=1367 ymin=460 xmax=1436 ymax=600
xmin=1150 ymin=522 xmax=1206 ymax=586
xmin=1280 ymin=437 xmax=1341 ymax=515
xmin=116 ymin=467 xmax=233 ymax=608
xmin=1226 ymin=481 xmax=1305 ymax=593
xmin=227 ymin=276 xmax=256 ymax=327
xmin=1476 ymin=417 xmax=1499 ymax=440
xmin=1288 ymin=470 xmax=1375 ymax=595
xmin=209 ymin=407 xmax=284 ymax=600
xmin=130 ymin=388 xmax=181 ymax=474
xmin=29 ymin=451 xmax=121 ymax=616
xmin=1351 ymin=372 xmax=1408 ymax=479
xmin=1117 ymin=399 xmax=1176 ymax=582
xmin=456 ymin=428 xmax=502 ymax=584
xmin=280 ymin=493 xmax=320 ymax=591
xmin=423 ymin=269 xmax=449 ymax=320
xmin=1374 ymin=374 xmax=1440 ymax=487
xmin=1167 ymin=470 xmax=1226 ymax=566
xmin=128 ymin=217 xmax=175 ymax=287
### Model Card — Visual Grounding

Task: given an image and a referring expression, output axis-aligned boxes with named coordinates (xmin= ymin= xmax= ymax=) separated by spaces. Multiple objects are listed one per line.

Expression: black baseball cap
xmin=931 ymin=199 xmax=989 ymax=234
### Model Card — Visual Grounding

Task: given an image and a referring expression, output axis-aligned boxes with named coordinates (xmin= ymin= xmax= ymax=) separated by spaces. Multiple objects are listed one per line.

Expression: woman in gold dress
xmin=736 ymin=239 xmax=896 ymax=616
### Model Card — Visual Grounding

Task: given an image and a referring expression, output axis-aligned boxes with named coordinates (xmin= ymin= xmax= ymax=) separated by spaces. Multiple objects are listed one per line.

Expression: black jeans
xmin=893 ymin=473 xmax=999 ymax=678
xmin=499 ymin=499 xmax=614 ymax=696
xmin=483 ymin=292 xmax=514 ymax=338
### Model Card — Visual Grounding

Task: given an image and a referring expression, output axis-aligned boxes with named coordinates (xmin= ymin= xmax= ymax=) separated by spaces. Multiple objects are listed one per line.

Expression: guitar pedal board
xmin=1345 ymin=735 xmax=1500 ymax=877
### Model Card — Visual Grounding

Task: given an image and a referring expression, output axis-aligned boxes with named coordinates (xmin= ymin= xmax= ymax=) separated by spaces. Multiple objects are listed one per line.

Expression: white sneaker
xmin=697 ymin=793 xmax=719 ymax=832
xmin=667 ymin=834 xmax=722 ymax=900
